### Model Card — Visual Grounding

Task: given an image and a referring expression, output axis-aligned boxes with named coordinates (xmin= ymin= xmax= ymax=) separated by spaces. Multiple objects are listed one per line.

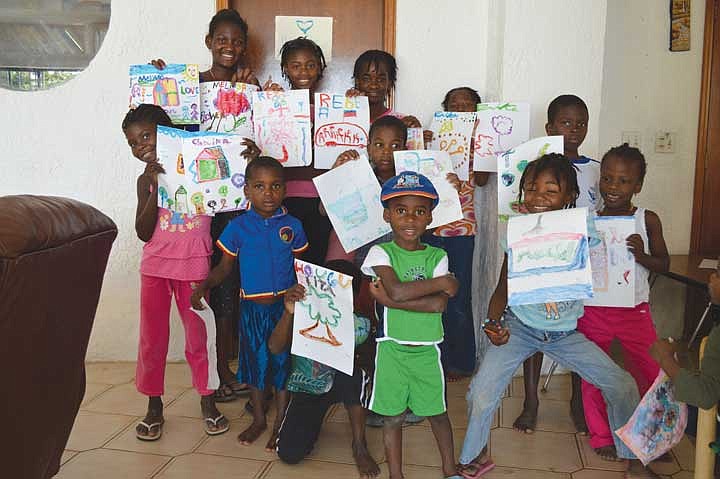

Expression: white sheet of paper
xmin=292 ymin=260 xmax=355 ymax=375
xmin=200 ymin=81 xmax=258 ymax=136
xmin=313 ymin=93 xmax=370 ymax=169
xmin=190 ymin=298 xmax=220 ymax=390
xmin=129 ymin=64 xmax=200 ymax=125
xmin=429 ymin=111 xmax=476 ymax=181
xmin=473 ymin=102 xmax=531 ymax=172
xmin=497 ymin=136 xmax=564 ymax=221
xmin=699 ymin=259 xmax=719 ymax=269
xmin=585 ymin=216 xmax=637 ymax=307
xmin=394 ymin=150 xmax=464 ymax=229
xmin=252 ymin=90 xmax=312 ymax=167
xmin=156 ymin=126 xmax=248 ymax=216
xmin=314 ymin=156 xmax=390 ymax=253
xmin=507 ymin=207 xmax=593 ymax=305
xmin=275 ymin=16 xmax=333 ymax=61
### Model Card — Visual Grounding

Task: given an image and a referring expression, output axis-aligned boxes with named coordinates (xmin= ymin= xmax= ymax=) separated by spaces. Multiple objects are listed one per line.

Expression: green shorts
xmin=369 ymin=340 xmax=446 ymax=417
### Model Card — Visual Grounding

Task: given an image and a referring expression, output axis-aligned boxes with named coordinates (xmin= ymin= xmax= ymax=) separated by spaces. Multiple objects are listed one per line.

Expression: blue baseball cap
xmin=380 ymin=171 xmax=439 ymax=209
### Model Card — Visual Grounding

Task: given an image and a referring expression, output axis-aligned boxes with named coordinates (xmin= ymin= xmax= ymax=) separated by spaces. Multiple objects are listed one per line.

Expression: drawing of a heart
xmin=296 ymin=19 xmax=314 ymax=35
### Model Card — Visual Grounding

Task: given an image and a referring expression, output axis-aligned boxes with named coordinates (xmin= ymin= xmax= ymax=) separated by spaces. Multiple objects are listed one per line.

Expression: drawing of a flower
xmin=215 ymin=89 xmax=250 ymax=117
xmin=492 ymin=115 xmax=514 ymax=151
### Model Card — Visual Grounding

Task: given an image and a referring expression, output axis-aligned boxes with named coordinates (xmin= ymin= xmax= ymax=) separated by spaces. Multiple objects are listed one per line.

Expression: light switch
xmin=621 ymin=131 xmax=642 ymax=149
xmin=654 ymin=131 xmax=675 ymax=153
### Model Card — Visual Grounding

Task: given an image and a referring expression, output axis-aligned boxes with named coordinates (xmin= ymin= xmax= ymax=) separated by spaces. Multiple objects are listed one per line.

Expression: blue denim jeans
xmin=459 ymin=311 xmax=640 ymax=463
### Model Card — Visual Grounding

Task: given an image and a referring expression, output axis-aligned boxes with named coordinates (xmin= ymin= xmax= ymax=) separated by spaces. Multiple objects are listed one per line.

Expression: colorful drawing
xmin=252 ymin=90 xmax=312 ymax=167
xmin=200 ymin=81 xmax=258 ymax=136
xmin=129 ymin=64 xmax=200 ymax=125
xmin=474 ymin=102 xmax=531 ymax=172
xmin=292 ymin=260 xmax=355 ymax=375
xmin=585 ymin=216 xmax=637 ymax=307
xmin=275 ymin=16 xmax=333 ymax=61
xmin=616 ymin=372 xmax=688 ymax=465
xmin=394 ymin=150 xmax=463 ymax=228
xmin=507 ymin=207 xmax=593 ymax=305
xmin=670 ymin=0 xmax=691 ymax=52
xmin=406 ymin=128 xmax=425 ymax=150
xmin=313 ymin=93 xmax=370 ymax=169
xmin=313 ymin=156 xmax=390 ymax=253
xmin=156 ymin=126 xmax=248 ymax=216
xmin=497 ymin=136 xmax=564 ymax=222
xmin=429 ymin=112 xmax=476 ymax=181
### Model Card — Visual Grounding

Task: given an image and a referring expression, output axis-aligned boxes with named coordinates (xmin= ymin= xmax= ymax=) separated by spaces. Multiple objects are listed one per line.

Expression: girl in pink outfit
xmin=577 ymin=144 xmax=670 ymax=462
xmin=122 ymin=104 xmax=229 ymax=441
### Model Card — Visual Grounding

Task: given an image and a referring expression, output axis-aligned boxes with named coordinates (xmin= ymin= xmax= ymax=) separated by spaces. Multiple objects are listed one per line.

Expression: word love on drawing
xmin=294 ymin=262 xmax=352 ymax=296
xmin=316 ymin=93 xmax=360 ymax=119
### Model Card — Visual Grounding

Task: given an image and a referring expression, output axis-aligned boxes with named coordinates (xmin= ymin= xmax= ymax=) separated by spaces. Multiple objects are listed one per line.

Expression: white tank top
xmin=634 ymin=207 xmax=650 ymax=305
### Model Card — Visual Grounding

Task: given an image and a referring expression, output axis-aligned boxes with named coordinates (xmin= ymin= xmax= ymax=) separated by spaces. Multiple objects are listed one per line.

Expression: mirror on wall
xmin=0 ymin=0 xmax=111 ymax=91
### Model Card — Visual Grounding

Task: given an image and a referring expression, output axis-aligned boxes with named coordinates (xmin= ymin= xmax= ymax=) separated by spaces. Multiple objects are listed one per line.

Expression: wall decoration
xmin=275 ymin=16 xmax=333 ymax=61
xmin=670 ymin=0 xmax=691 ymax=52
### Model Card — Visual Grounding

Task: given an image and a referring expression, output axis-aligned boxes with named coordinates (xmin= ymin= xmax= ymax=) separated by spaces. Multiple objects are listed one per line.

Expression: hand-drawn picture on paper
xmin=292 ymin=260 xmax=355 ymax=375
xmin=394 ymin=150 xmax=463 ymax=229
xmin=507 ymin=207 xmax=593 ymax=305
xmin=585 ymin=216 xmax=636 ymax=307
xmin=156 ymin=126 xmax=248 ymax=216
xmin=406 ymin=128 xmax=425 ymax=150
xmin=474 ymin=102 xmax=531 ymax=172
xmin=129 ymin=64 xmax=200 ymax=125
xmin=200 ymin=81 xmax=258 ymax=136
xmin=616 ymin=372 xmax=688 ymax=465
xmin=670 ymin=0 xmax=691 ymax=52
xmin=252 ymin=90 xmax=312 ymax=167
xmin=497 ymin=136 xmax=564 ymax=222
xmin=313 ymin=93 xmax=370 ymax=170
xmin=314 ymin=156 xmax=390 ymax=253
xmin=429 ymin=112 xmax=476 ymax=181
xmin=275 ymin=16 xmax=333 ymax=61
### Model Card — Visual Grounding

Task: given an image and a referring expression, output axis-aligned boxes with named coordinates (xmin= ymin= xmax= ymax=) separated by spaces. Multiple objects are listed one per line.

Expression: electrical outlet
xmin=621 ymin=131 xmax=642 ymax=149
xmin=655 ymin=131 xmax=675 ymax=153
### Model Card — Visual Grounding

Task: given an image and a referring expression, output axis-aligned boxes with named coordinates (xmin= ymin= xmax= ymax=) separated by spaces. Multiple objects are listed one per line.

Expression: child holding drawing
xmin=578 ymin=144 xmax=669 ymax=461
xmin=361 ymin=171 xmax=462 ymax=479
xmin=270 ymin=260 xmax=380 ymax=477
xmin=190 ymin=156 xmax=309 ymax=450
xmin=514 ymin=94 xmax=601 ymax=435
xmin=123 ymin=104 xmax=228 ymax=440
xmin=458 ymin=153 xmax=657 ymax=479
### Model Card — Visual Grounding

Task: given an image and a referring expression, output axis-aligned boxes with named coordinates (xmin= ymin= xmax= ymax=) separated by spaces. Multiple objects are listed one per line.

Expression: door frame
xmin=691 ymin=0 xmax=717 ymax=253
xmin=215 ymin=0 xmax=396 ymax=55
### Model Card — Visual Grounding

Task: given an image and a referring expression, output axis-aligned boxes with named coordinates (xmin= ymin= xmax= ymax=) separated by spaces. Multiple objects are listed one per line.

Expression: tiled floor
xmin=57 ymin=362 xmax=697 ymax=478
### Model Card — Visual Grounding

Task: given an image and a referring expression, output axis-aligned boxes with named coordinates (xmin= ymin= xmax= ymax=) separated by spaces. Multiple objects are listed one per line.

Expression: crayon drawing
xmin=585 ymin=216 xmax=637 ymax=307
xmin=474 ymin=102 xmax=530 ymax=172
xmin=507 ymin=207 xmax=593 ymax=305
xmin=497 ymin=136 xmax=564 ymax=222
xmin=200 ymin=81 xmax=258 ymax=136
xmin=292 ymin=260 xmax=355 ymax=375
xmin=129 ymin=64 xmax=200 ymax=125
xmin=429 ymin=111 xmax=476 ymax=181
xmin=406 ymin=127 xmax=425 ymax=150
xmin=156 ymin=126 xmax=248 ymax=216
xmin=313 ymin=93 xmax=370 ymax=169
xmin=275 ymin=16 xmax=333 ymax=61
xmin=313 ymin=156 xmax=390 ymax=253
xmin=616 ymin=372 xmax=687 ymax=465
xmin=252 ymin=90 xmax=312 ymax=167
xmin=394 ymin=150 xmax=463 ymax=229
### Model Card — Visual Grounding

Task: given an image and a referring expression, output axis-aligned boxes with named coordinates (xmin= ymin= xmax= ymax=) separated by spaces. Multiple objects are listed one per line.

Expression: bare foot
xmin=353 ymin=440 xmax=380 ymax=478
xmin=237 ymin=420 xmax=267 ymax=445
xmin=513 ymin=399 xmax=538 ymax=434
xmin=625 ymin=459 xmax=660 ymax=478
xmin=570 ymin=393 xmax=588 ymax=434
xmin=264 ymin=427 xmax=279 ymax=452
xmin=594 ymin=445 xmax=623 ymax=462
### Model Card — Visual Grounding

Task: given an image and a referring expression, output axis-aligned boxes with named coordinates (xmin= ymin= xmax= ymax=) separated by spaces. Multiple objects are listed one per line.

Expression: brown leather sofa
xmin=0 ymin=195 xmax=117 ymax=478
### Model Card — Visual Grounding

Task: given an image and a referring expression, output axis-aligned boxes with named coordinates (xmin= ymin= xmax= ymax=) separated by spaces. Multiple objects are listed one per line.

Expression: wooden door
xmin=218 ymin=0 xmax=394 ymax=94
xmin=692 ymin=0 xmax=720 ymax=256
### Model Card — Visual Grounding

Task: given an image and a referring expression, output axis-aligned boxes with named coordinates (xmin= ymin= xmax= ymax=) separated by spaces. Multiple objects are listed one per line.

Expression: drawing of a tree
xmin=299 ymin=283 xmax=343 ymax=346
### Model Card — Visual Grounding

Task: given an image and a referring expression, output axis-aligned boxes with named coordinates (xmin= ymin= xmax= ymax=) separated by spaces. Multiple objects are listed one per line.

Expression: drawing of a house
xmin=153 ymin=78 xmax=179 ymax=107
xmin=195 ymin=146 xmax=230 ymax=183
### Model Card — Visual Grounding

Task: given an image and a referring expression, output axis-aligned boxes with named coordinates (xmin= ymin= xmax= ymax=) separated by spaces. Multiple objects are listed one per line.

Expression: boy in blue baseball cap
xmin=361 ymin=171 xmax=462 ymax=479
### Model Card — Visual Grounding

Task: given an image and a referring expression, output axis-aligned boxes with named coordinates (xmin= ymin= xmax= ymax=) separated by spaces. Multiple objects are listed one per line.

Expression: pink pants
xmin=577 ymin=303 xmax=660 ymax=448
xmin=136 ymin=275 xmax=216 ymax=397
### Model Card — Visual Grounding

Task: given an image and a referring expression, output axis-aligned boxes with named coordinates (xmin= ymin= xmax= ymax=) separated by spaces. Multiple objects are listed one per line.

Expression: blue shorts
xmin=237 ymin=300 xmax=290 ymax=390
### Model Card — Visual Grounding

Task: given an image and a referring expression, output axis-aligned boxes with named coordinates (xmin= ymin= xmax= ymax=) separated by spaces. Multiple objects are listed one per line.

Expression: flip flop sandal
xmin=214 ymin=384 xmax=237 ymax=403
xmin=460 ymin=460 xmax=496 ymax=479
xmin=204 ymin=414 xmax=230 ymax=436
xmin=135 ymin=420 xmax=164 ymax=441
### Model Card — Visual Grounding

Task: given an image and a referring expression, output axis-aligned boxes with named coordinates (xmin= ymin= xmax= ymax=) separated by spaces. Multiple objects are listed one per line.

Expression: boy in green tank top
xmin=361 ymin=171 xmax=462 ymax=479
